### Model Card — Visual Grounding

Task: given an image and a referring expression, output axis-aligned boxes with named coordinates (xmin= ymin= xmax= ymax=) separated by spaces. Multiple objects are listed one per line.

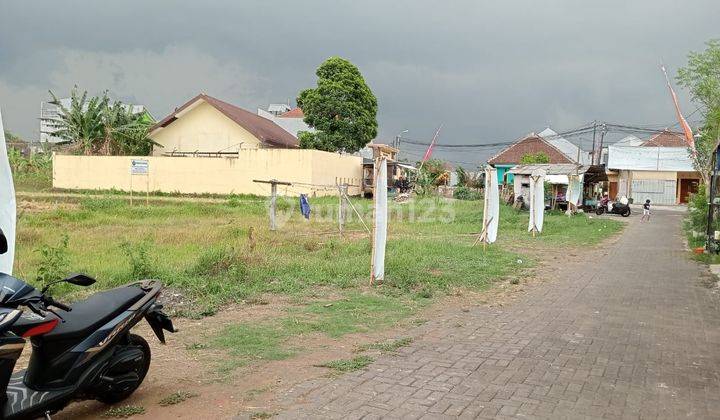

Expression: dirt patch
xmin=17 ymin=199 xmax=79 ymax=214
xmin=48 ymin=233 xmax=620 ymax=419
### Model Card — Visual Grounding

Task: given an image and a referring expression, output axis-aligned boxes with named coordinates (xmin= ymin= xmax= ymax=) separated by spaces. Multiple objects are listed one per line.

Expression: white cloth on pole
xmin=566 ymin=174 xmax=583 ymax=206
xmin=528 ymin=169 xmax=545 ymax=233
xmin=0 ymin=108 xmax=16 ymax=274
xmin=371 ymin=157 xmax=388 ymax=282
xmin=484 ymin=167 xmax=499 ymax=243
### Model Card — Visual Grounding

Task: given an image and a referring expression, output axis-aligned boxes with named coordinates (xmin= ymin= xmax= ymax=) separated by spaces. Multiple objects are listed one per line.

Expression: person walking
xmin=641 ymin=199 xmax=651 ymax=222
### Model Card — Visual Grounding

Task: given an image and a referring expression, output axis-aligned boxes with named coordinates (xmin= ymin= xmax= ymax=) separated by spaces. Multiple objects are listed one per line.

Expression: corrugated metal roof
xmin=267 ymin=104 xmax=291 ymax=113
xmin=509 ymin=163 xmax=590 ymax=175
xmin=539 ymin=128 xmax=591 ymax=165
xmin=614 ymin=135 xmax=644 ymax=147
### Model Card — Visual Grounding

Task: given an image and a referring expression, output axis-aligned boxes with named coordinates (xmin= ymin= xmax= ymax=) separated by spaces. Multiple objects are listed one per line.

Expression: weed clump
xmin=102 ymin=405 xmax=145 ymax=418
xmin=120 ymin=240 xmax=156 ymax=279
xmin=159 ymin=391 xmax=197 ymax=406
xmin=188 ymin=246 xmax=247 ymax=280
xmin=316 ymin=356 xmax=374 ymax=373
xmin=35 ymin=234 xmax=70 ymax=286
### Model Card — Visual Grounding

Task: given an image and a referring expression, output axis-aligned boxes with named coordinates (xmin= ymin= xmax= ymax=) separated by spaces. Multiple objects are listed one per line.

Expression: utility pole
xmin=591 ymin=121 xmax=598 ymax=165
xmin=253 ymin=179 xmax=292 ymax=231
xmin=597 ymin=124 xmax=607 ymax=165
xmin=394 ymin=129 xmax=408 ymax=157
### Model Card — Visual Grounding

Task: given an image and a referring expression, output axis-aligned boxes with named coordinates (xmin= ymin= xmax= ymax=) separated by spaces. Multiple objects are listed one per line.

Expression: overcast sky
xmin=1 ymin=1 xmax=718 ymax=166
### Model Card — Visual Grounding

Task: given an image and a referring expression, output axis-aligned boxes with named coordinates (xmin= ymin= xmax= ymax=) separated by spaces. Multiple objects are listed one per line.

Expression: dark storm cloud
xmin=1 ymin=0 xmax=718 ymax=166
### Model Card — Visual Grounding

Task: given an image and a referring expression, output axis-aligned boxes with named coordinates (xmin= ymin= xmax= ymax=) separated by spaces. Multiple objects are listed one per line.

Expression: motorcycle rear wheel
xmin=595 ymin=207 xmax=605 ymax=215
xmin=621 ymin=208 xmax=631 ymax=217
xmin=95 ymin=333 xmax=151 ymax=404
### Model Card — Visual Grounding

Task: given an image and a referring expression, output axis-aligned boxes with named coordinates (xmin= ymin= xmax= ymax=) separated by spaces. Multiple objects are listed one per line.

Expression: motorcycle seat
xmin=41 ymin=286 xmax=146 ymax=342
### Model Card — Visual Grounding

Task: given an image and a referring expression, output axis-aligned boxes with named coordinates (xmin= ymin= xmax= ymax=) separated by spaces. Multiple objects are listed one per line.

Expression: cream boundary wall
xmin=150 ymin=102 xmax=263 ymax=155
xmin=53 ymin=150 xmax=362 ymax=197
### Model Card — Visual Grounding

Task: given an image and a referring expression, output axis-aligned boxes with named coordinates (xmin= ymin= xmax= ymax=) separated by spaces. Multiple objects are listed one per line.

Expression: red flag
xmin=661 ymin=65 xmax=695 ymax=150
xmin=422 ymin=125 xmax=443 ymax=162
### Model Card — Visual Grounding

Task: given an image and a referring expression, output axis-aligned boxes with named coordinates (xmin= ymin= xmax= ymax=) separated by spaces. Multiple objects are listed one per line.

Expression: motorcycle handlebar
xmin=44 ymin=296 xmax=72 ymax=312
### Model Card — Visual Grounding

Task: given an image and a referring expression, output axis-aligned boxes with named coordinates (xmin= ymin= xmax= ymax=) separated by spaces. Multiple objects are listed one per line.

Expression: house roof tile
xmin=279 ymin=107 xmax=304 ymax=118
xmin=642 ymin=130 xmax=688 ymax=147
xmin=487 ymin=133 xmax=574 ymax=165
xmin=150 ymin=94 xmax=299 ymax=148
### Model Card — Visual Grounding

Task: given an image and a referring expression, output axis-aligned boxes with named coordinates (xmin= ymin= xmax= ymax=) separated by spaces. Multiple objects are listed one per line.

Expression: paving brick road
xmin=276 ymin=210 xmax=720 ymax=419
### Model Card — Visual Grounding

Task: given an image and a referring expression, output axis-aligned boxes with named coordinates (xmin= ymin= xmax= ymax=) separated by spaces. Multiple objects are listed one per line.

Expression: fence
xmin=52 ymin=149 xmax=363 ymax=197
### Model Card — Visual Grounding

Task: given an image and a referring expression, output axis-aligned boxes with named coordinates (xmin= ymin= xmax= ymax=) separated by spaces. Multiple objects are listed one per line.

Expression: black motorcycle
xmin=595 ymin=201 xmax=631 ymax=217
xmin=0 ymin=228 xmax=175 ymax=419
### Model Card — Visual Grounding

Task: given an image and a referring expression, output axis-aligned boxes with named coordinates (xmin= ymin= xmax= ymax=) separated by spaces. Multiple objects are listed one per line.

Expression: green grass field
xmin=14 ymin=195 xmax=621 ymax=307
xmin=13 ymin=193 xmax=622 ymax=371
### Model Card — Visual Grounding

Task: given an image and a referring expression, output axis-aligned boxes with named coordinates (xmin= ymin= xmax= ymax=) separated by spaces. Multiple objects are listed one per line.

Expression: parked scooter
xmin=595 ymin=201 xmax=631 ymax=217
xmin=0 ymin=227 xmax=175 ymax=419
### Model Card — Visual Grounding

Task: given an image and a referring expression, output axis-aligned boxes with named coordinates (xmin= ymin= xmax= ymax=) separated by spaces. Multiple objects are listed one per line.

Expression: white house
xmin=257 ymin=105 xmax=314 ymax=139
xmin=606 ymin=131 xmax=700 ymax=205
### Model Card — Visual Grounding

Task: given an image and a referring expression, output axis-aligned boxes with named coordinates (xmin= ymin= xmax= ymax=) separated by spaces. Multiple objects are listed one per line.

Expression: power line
xmin=398 ymin=121 xmax=694 ymax=150
xmin=397 ymin=123 xmax=598 ymax=149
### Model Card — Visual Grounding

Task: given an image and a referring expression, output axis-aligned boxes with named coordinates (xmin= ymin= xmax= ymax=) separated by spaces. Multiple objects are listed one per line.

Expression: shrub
xmin=453 ymin=186 xmax=481 ymax=201
xmin=35 ymin=234 xmax=70 ymax=286
xmin=188 ymin=246 xmax=247 ymax=281
xmin=687 ymin=184 xmax=709 ymax=232
xmin=120 ymin=240 xmax=155 ymax=279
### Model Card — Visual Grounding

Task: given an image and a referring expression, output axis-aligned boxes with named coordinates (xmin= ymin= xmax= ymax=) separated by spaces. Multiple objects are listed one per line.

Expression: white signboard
xmin=131 ymin=159 xmax=149 ymax=175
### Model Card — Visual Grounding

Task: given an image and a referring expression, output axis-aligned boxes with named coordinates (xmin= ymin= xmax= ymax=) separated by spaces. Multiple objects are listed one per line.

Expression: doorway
xmin=609 ymin=181 xmax=618 ymax=200
xmin=679 ymin=178 xmax=699 ymax=204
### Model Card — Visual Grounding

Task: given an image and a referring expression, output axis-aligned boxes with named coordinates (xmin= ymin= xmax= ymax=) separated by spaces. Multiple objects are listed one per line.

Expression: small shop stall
xmin=509 ymin=164 xmax=608 ymax=210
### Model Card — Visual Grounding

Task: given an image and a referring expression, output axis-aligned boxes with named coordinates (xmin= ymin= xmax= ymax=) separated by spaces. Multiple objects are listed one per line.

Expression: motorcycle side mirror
xmin=41 ymin=273 xmax=96 ymax=294
xmin=0 ymin=228 xmax=7 ymax=255
xmin=63 ymin=273 xmax=96 ymax=287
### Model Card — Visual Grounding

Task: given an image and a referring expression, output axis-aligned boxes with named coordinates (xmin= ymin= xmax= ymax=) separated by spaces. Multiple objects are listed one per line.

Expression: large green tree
xmin=297 ymin=57 xmax=378 ymax=153
xmin=677 ymin=39 xmax=720 ymax=183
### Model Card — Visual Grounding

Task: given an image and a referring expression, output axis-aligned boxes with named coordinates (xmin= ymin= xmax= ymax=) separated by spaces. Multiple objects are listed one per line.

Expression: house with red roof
xmin=257 ymin=104 xmax=314 ymax=139
xmin=606 ymin=130 xmax=699 ymax=204
xmin=149 ymin=94 xmax=299 ymax=156
xmin=487 ymin=128 xmax=590 ymax=184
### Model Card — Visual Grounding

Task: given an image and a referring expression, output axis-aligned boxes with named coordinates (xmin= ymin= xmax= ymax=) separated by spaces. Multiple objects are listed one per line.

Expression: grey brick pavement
xmin=276 ymin=211 xmax=720 ymax=419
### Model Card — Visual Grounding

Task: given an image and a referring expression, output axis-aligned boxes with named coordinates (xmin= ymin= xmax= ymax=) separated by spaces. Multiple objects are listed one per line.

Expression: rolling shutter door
xmin=630 ymin=179 xmax=676 ymax=205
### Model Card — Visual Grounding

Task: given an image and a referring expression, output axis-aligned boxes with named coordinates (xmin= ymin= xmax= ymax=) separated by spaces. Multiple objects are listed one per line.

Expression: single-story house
xmin=607 ymin=131 xmax=700 ymax=204
xmin=509 ymin=163 xmax=607 ymax=208
xmin=149 ymin=94 xmax=298 ymax=156
xmin=257 ymin=105 xmax=314 ymax=138
xmin=488 ymin=128 xmax=591 ymax=185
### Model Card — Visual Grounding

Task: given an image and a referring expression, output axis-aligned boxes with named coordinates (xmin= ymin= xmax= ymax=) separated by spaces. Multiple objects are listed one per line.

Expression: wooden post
xmin=253 ymin=179 xmax=292 ymax=231
xmin=130 ymin=174 xmax=133 ymax=206
xmin=270 ymin=182 xmax=277 ymax=231
xmin=146 ymin=174 xmax=150 ymax=206
xmin=338 ymin=184 xmax=348 ymax=235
